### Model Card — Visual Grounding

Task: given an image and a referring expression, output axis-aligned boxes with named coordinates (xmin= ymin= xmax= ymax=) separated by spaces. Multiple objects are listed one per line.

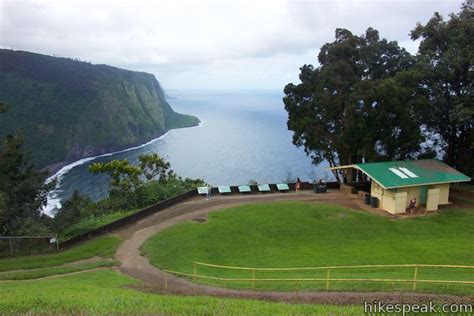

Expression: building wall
xmin=370 ymin=181 xmax=455 ymax=213
xmin=394 ymin=192 xmax=408 ymax=213
xmin=404 ymin=186 xmax=421 ymax=207
xmin=432 ymin=183 xmax=450 ymax=205
xmin=369 ymin=174 xmax=458 ymax=213
xmin=382 ymin=189 xmax=396 ymax=213
xmin=426 ymin=188 xmax=440 ymax=211
xmin=371 ymin=181 xmax=384 ymax=204
xmin=371 ymin=182 xmax=406 ymax=214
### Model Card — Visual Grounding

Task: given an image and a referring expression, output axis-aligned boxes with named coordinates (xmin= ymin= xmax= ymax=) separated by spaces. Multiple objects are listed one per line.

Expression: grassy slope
xmin=142 ymin=202 xmax=474 ymax=294
xmin=0 ymin=235 xmax=357 ymax=315
xmin=0 ymin=270 xmax=358 ymax=315
xmin=0 ymin=236 xmax=121 ymax=271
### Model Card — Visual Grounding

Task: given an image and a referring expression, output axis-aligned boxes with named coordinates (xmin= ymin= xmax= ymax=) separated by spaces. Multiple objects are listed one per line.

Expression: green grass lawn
xmin=0 ymin=269 xmax=358 ymax=315
xmin=0 ymin=236 xmax=121 ymax=272
xmin=142 ymin=202 xmax=474 ymax=294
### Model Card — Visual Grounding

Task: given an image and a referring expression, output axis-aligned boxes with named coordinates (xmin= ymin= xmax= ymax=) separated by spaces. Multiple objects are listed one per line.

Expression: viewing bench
xmin=276 ymin=183 xmax=290 ymax=191
xmin=218 ymin=186 xmax=232 ymax=194
xmin=197 ymin=187 xmax=208 ymax=195
xmin=238 ymin=185 xmax=251 ymax=193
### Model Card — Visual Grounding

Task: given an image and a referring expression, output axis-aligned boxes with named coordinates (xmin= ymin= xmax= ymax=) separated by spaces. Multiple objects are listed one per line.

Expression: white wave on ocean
xmin=43 ymin=122 xmax=204 ymax=217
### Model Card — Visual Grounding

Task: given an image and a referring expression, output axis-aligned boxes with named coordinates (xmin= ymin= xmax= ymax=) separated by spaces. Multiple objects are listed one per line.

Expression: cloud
xmin=0 ymin=0 xmax=461 ymax=89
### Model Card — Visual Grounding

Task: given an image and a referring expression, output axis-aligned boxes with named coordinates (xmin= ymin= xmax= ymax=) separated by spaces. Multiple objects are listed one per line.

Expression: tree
xmin=0 ymin=102 xmax=8 ymax=113
xmin=283 ymin=28 xmax=421 ymax=182
xmin=89 ymin=159 xmax=141 ymax=194
xmin=0 ymin=103 xmax=54 ymax=234
xmin=89 ymin=154 xmax=175 ymax=192
xmin=87 ymin=154 xmax=201 ymax=211
xmin=0 ymin=134 xmax=54 ymax=235
xmin=0 ymin=192 xmax=5 ymax=231
xmin=138 ymin=153 xmax=174 ymax=182
xmin=410 ymin=2 xmax=473 ymax=175
xmin=53 ymin=190 xmax=92 ymax=232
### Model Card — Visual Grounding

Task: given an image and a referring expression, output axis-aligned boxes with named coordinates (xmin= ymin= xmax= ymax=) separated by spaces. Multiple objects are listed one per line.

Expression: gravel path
xmin=0 ymin=267 xmax=112 ymax=283
xmin=114 ymin=191 xmax=474 ymax=305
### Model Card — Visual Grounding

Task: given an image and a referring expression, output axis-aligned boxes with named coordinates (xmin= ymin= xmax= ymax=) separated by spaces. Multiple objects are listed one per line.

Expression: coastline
xmin=44 ymin=121 xmax=201 ymax=177
xmin=43 ymin=121 xmax=203 ymax=216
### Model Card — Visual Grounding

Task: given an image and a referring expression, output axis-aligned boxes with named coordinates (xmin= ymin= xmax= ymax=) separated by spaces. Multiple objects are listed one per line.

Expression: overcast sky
xmin=0 ymin=0 xmax=461 ymax=90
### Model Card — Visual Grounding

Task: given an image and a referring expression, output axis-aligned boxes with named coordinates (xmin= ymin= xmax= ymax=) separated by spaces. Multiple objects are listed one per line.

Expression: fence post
xmin=9 ymin=237 xmax=13 ymax=257
xmin=252 ymin=269 xmax=255 ymax=290
xmin=193 ymin=262 xmax=196 ymax=281
xmin=413 ymin=266 xmax=418 ymax=291
xmin=326 ymin=268 xmax=330 ymax=291
xmin=165 ymin=275 xmax=168 ymax=289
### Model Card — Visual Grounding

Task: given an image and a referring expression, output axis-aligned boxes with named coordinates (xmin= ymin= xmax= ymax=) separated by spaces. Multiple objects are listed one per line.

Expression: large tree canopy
xmin=283 ymin=28 xmax=422 ymax=182
xmin=410 ymin=2 xmax=473 ymax=175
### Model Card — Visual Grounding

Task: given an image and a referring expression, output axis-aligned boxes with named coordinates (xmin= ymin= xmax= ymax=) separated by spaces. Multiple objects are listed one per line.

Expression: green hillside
xmin=0 ymin=49 xmax=199 ymax=170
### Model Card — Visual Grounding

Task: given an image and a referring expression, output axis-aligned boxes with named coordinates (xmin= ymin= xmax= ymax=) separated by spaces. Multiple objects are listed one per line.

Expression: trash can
xmin=370 ymin=196 xmax=379 ymax=208
xmin=313 ymin=184 xmax=327 ymax=193
xmin=364 ymin=194 xmax=371 ymax=205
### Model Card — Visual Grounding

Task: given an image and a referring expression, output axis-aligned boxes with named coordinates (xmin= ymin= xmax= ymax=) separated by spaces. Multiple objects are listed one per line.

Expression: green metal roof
xmin=354 ymin=159 xmax=471 ymax=189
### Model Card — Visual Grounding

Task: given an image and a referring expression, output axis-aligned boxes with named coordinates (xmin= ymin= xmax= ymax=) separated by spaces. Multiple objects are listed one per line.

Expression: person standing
xmin=206 ymin=184 xmax=212 ymax=200
xmin=295 ymin=177 xmax=302 ymax=192
xmin=409 ymin=197 xmax=417 ymax=214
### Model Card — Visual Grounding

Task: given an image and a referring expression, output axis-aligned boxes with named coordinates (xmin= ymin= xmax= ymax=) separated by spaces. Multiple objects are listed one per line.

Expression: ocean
xmin=44 ymin=90 xmax=333 ymax=216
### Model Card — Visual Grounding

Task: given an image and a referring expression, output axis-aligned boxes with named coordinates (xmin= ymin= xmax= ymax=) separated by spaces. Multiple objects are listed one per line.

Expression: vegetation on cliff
xmin=0 ymin=49 xmax=199 ymax=170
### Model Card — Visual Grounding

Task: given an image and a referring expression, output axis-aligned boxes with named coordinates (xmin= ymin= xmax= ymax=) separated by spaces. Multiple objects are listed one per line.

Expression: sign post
xmin=9 ymin=237 xmax=13 ymax=257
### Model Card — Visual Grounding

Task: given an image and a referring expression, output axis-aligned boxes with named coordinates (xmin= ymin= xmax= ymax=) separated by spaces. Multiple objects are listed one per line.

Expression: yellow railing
xmin=162 ymin=262 xmax=474 ymax=291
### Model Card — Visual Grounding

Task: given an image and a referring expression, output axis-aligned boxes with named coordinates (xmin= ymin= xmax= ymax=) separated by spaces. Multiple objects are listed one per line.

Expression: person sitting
xmin=318 ymin=179 xmax=326 ymax=188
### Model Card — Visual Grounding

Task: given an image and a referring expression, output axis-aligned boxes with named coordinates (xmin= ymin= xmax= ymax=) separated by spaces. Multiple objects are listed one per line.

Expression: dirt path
xmin=0 ymin=267 xmax=112 ymax=283
xmin=0 ymin=257 xmax=113 ymax=275
xmin=115 ymin=191 xmax=473 ymax=305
